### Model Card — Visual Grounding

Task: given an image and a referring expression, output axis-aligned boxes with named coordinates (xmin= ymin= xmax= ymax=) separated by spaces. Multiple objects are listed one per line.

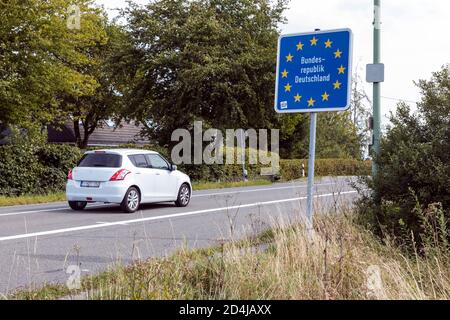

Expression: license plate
xmin=80 ymin=181 xmax=100 ymax=188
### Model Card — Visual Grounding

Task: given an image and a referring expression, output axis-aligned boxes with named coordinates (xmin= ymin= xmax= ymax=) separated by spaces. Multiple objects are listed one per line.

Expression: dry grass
xmin=64 ymin=213 xmax=449 ymax=300
xmin=192 ymin=179 xmax=272 ymax=190
xmin=0 ymin=193 xmax=66 ymax=207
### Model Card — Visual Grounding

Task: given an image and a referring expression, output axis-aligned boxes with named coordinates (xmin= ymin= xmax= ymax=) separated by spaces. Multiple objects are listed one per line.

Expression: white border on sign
xmin=274 ymin=28 xmax=353 ymax=113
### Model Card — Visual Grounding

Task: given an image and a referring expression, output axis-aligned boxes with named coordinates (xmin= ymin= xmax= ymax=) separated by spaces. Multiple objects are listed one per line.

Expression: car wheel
xmin=68 ymin=201 xmax=87 ymax=211
xmin=175 ymin=183 xmax=191 ymax=207
xmin=121 ymin=187 xmax=140 ymax=213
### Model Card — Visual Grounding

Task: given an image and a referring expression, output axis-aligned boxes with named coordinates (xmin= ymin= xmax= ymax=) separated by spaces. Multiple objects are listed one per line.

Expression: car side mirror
xmin=171 ymin=164 xmax=177 ymax=171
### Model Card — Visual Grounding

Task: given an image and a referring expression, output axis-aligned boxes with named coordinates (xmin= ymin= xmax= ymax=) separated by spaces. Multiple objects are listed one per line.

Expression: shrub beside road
xmin=0 ymin=144 xmax=83 ymax=196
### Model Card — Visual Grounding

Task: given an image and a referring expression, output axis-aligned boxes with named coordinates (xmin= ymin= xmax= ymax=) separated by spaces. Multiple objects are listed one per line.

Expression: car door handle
xmin=135 ymin=172 xmax=141 ymax=175
xmin=155 ymin=172 xmax=160 ymax=175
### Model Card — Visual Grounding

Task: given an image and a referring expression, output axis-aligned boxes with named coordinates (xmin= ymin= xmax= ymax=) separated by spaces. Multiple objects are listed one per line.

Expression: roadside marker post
xmin=274 ymin=28 xmax=353 ymax=228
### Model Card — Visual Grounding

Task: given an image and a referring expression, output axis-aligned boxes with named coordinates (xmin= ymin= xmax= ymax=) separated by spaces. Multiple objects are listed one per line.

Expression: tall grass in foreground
xmin=78 ymin=213 xmax=449 ymax=300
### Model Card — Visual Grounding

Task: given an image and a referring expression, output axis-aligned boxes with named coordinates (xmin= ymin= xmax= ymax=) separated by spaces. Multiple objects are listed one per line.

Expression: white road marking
xmin=0 ymin=182 xmax=337 ymax=217
xmin=191 ymin=182 xmax=335 ymax=197
xmin=0 ymin=190 xmax=357 ymax=242
xmin=96 ymin=221 xmax=129 ymax=226
xmin=0 ymin=204 xmax=110 ymax=217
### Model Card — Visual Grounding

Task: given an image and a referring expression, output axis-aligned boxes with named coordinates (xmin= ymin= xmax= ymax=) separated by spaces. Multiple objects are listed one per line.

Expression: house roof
xmin=48 ymin=120 xmax=150 ymax=146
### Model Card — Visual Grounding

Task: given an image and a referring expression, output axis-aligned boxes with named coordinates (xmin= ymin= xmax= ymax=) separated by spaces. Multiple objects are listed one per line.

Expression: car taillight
xmin=110 ymin=169 xmax=131 ymax=181
xmin=67 ymin=169 xmax=73 ymax=180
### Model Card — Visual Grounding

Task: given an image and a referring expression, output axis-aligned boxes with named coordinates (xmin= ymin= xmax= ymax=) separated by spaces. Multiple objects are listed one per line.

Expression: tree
xmin=280 ymin=69 xmax=370 ymax=159
xmin=357 ymin=65 xmax=450 ymax=245
xmin=117 ymin=0 xmax=292 ymax=146
xmin=117 ymin=0 xmax=364 ymax=159
xmin=56 ymin=22 xmax=128 ymax=148
xmin=0 ymin=0 xmax=107 ymax=133
xmin=349 ymin=68 xmax=371 ymax=158
xmin=281 ymin=111 xmax=361 ymax=159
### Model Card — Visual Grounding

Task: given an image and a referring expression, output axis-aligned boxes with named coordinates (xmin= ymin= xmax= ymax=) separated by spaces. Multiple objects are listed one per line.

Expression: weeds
xmin=11 ymin=211 xmax=448 ymax=300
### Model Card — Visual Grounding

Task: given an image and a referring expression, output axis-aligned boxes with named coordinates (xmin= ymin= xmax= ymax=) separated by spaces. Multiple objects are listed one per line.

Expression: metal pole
xmin=305 ymin=27 xmax=321 ymax=230
xmin=240 ymin=130 xmax=248 ymax=181
xmin=372 ymin=0 xmax=381 ymax=176
xmin=306 ymin=112 xmax=317 ymax=228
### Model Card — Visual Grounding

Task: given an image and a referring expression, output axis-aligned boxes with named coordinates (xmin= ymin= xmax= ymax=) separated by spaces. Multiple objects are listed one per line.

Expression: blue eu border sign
xmin=274 ymin=28 xmax=353 ymax=113
xmin=274 ymin=28 xmax=353 ymax=232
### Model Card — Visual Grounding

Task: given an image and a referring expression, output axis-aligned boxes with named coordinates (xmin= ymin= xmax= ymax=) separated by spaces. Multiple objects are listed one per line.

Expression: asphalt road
xmin=0 ymin=176 xmax=359 ymax=295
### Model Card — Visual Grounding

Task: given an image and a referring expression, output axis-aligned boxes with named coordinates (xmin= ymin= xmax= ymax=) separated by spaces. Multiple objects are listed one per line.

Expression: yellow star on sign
xmin=296 ymin=41 xmax=304 ymax=51
xmin=307 ymin=97 xmax=316 ymax=107
xmin=338 ymin=65 xmax=346 ymax=74
xmin=321 ymin=92 xmax=329 ymax=101
xmin=333 ymin=80 xmax=342 ymax=89
xmin=286 ymin=53 xmax=293 ymax=62
xmin=324 ymin=39 xmax=333 ymax=48
xmin=334 ymin=49 xmax=342 ymax=58
xmin=281 ymin=69 xmax=288 ymax=78
xmin=294 ymin=93 xmax=302 ymax=102
xmin=284 ymin=83 xmax=292 ymax=92
xmin=310 ymin=36 xmax=318 ymax=46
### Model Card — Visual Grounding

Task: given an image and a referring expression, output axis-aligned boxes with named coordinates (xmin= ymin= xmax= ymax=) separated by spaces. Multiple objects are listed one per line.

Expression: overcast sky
xmin=96 ymin=0 xmax=450 ymax=122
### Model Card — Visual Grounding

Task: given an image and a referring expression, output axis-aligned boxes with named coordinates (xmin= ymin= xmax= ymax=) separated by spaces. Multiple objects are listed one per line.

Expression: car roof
xmin=84 ymin=148 xmax=158 ymax=155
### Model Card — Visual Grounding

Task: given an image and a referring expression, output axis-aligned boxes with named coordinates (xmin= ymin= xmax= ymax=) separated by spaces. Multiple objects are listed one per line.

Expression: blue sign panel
xmin=274 ymin=29 xmax=353 ymax=113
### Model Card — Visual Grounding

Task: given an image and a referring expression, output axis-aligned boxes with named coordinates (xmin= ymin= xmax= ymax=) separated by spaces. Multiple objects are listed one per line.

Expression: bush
xmin=36 ymin=144 xmax=83 ymax=192
xmin=178 ymin=163 xmax=264 ymax=182
xmin=356 ymin=65 xmax=450 ymax=248
xmin=0 ymin=143 xmax=43 ymax=195
xmin=178 ymin=159 xmax=369 ymax=183
xmin=0 ymin=143 xmax=82 ymax=196
xmin=280 ymin=159 xmax=371 ymax=181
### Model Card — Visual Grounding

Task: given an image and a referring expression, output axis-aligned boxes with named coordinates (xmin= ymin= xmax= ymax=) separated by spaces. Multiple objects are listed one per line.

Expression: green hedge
xmin=0 ymin=142 xmax=371 ymax=196
xmin=280 ymin=159 xmax=371 ymax=181
xmin=0 ymin=144 xmax=82 ymax=196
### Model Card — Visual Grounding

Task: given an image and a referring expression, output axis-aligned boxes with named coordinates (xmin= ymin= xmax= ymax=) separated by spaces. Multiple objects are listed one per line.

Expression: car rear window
xmin=78 ymin=153 xmax=122 ymax=168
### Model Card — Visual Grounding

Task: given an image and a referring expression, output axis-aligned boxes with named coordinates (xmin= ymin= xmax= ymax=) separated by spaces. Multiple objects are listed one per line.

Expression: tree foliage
xmin=118 ymin=0 xmax=295 ymax=144
xmin=117 ymin=0 xmax=363 ymax=158
xmin=357 ymin=65 xmax=450 ymax=245
xmin=1 ymin=0 xmax=365 ymax=156
xmin=280 ymin=111 xmax=361 ymax=159
xmin=0 ymin=0 xmax=107 ymax=132
xmin=56 ymin=22 xmax=128 ymax=148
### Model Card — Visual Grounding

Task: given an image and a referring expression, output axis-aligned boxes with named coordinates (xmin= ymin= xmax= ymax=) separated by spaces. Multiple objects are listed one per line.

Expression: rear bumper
xmin=66 ymin=180 xmax=129 ymax=203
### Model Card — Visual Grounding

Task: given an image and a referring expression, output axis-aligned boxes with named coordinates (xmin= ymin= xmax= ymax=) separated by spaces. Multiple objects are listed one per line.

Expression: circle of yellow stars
xmin=281 ymin=35 xmax=346 ymax=108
